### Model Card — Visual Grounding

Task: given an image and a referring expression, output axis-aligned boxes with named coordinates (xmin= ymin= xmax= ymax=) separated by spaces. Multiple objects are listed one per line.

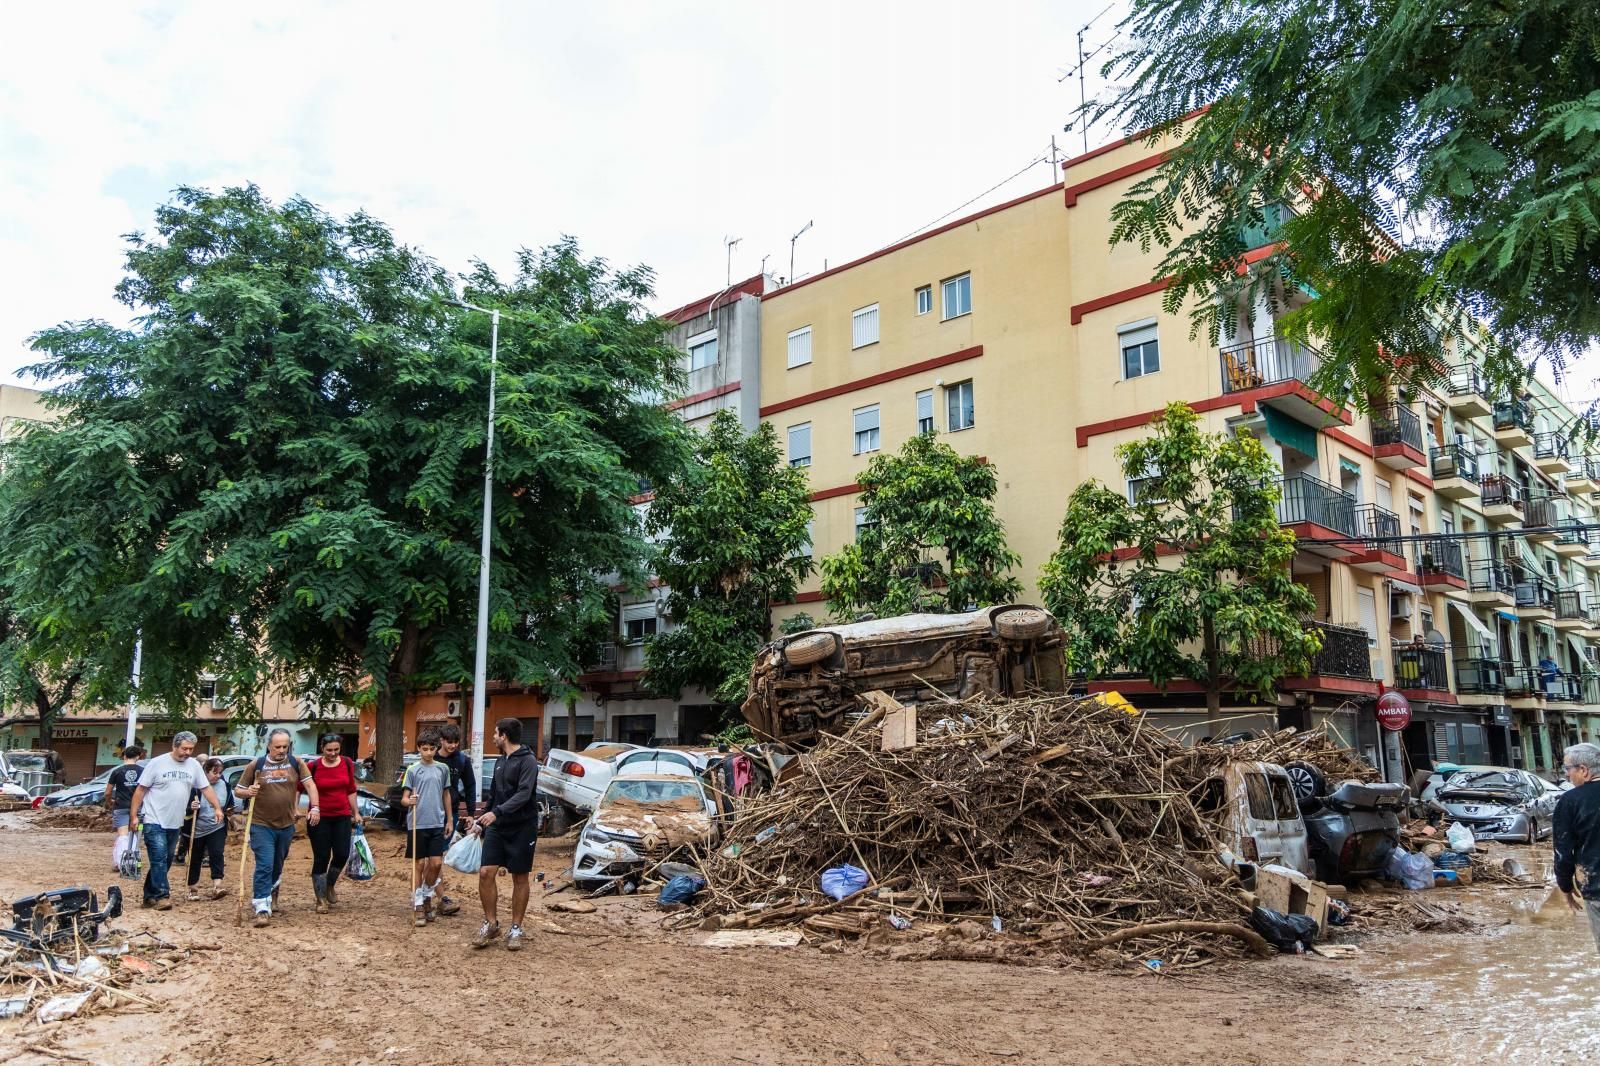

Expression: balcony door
xmin=1357 ymin=587 xmax=1379 ymax=657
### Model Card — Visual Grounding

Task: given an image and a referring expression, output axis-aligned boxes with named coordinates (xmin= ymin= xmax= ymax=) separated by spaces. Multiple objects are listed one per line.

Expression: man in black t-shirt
xmin=103 ymin=744 xmax=146 ymax=873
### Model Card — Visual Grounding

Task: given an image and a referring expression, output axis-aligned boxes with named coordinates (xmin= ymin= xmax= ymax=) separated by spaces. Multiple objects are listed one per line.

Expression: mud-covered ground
xmin=0 ymin=812 xmax=1593 ymax=1065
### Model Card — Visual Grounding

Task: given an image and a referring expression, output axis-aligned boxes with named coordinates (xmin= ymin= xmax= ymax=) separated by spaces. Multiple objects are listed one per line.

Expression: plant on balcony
xmin=1041 ymin=403 xmax=1320 ymax=715
xmin=820 ymin=433 xmax=1022 ymax=620
xmin=643 ymin=411 xmax=815 ymax=707
xmin=1085 ymin=0 xmax=1599 ymax=402
xmin=0 ymin=189 xmax=690 ymax=781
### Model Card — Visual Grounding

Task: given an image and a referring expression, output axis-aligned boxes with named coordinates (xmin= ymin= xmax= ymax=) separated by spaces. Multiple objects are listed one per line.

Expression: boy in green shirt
xmin=402 ymin=730 xmax=455 ymax=926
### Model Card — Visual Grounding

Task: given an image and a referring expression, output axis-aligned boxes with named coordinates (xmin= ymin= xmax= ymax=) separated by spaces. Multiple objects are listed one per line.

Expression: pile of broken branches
xmin=691 ymin=694 xmax=1278 ymax=960
xmin=1179 ymin=727 xmax=1378 ymax=784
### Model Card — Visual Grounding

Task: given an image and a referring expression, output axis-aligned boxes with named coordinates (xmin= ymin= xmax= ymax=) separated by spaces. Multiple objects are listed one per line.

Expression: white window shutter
xmin=851 ymin=304 xmax=879 ymax=349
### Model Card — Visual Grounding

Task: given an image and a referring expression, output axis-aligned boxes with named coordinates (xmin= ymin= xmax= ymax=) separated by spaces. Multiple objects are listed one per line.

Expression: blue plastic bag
xmin=658 ymin=874 xmax=706 ymax=906
xmin=820 ymin=864 xmax=871 ymax=901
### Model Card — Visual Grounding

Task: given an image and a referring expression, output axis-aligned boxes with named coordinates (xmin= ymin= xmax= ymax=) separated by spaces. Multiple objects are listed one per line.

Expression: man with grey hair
xmin=1555 ymin=741 xmax=1600 ymax=946
xmin=236 ymin=728 xmax=319 ymax=927
xmin=129 ymin=731 xmax=225 ymax=911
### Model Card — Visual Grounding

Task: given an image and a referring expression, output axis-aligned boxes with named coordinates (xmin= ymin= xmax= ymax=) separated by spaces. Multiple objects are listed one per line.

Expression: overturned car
xmin=741 ymin=604 xmax=1067 ymax=744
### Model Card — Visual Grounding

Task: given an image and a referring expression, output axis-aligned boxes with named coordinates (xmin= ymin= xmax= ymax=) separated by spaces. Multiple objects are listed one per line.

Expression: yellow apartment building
xmin=757 ymin=124 xmax=1600 ymax=785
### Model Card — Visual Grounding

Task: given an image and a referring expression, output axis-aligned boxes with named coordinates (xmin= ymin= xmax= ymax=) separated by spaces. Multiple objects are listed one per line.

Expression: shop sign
xmin=1376 ymin=691 xmax=1412 ymax=731
xmin=1491 ymin=705 xmax=1512 ymax=726
xmin=52 ymin=728 xmax=92 ymax=740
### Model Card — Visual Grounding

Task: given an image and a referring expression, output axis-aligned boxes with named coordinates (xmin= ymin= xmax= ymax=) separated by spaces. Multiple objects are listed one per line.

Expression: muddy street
xmin=0 ymin=814 xmax=1594 ymax=1065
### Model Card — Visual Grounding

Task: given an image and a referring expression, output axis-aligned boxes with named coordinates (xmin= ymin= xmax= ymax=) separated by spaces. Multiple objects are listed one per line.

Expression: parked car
xmin=1196 ymin=760 xmax=1310 ymax=873
xmin=539 ymin=742 xmax=642 ymax=825
xmin=1433 ymin=766 xmax=1558 ymax=843
xmin=0 ymin=750 xmax=65 ymax=797
xmin=1300 ymin=780 xmax=1408 ymax=883
xmin=742 ymin=604 xmax=1067 ymax=744
xmin=572 ymin=773 xmax=720 ymax=888
xmin=42 ymin=765 xmax=130 ymax=809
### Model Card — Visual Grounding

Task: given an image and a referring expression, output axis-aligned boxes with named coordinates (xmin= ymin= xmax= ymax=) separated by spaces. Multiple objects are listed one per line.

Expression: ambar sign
xmin=1376 ymin=691 xmax=1412 ymax=732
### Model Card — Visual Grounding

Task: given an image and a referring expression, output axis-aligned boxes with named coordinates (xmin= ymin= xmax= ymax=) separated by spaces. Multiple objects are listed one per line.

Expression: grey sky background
xmin=3 ymin=1 xmax=1593 ymax=403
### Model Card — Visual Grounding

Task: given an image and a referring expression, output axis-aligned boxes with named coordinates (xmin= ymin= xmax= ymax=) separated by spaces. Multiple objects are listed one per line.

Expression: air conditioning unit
xmin=445 ymin=700 xmax=461 ymax=716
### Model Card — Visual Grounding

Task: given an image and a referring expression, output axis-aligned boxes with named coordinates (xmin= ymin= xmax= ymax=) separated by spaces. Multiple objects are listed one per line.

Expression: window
xmin=851 ymin=304 xmax=880 ymax=348
xmin=790 ymin=520 xmax=814 ymax=559
xmin=786 ymin=326 xmax=812 ymax=368
xmin=941 ymin=273 xmax=972 ymax=319
xmin=787 ymin=423 xmax=812 ymax=467
xmin=1126 ymin=459 xmax=1165 ymax=505
xmin=199 ymin=679 xmax=217 ymax=702
xmin=1357 ymin=587 xmax=1378 ymax=647
xmin=853 ymin=405 xmax=880 ymax=454
xmin=621 ymin=602 xmax=658 ymax=644
xmin=945 ymin=381 xmax=974 ymax=431
xmin=915 ymin=286 xmax=932 ymax=315
xmin=687 ymin=329 xmax=718 ymax=371
xmin=916 ymin=390 xmax=935 ymax=436
xmin=854 ymin=506 xmax=876 ymax=541
xmin=1119 ymin=321 xmax=1160 ymax=379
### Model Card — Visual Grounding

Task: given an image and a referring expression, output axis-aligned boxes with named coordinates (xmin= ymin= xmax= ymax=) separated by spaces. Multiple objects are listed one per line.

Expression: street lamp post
xmin=448 ymin=299 xmax=500 ymax=809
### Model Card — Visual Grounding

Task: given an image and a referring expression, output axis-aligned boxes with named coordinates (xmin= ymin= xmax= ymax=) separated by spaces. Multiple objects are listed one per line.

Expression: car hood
xmin=1437 ymin=794 xmax=1520 ymax=816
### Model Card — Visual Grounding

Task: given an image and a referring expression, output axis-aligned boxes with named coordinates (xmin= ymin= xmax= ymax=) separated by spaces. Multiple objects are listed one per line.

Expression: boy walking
xmin=103 ymin=744 xmax=145 ymax=873
xmin=402 ymin=730 xmax=454 ymax=927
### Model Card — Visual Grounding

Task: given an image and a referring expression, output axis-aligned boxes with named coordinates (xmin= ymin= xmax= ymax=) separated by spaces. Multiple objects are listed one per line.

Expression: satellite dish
xmin=1425 ymin=628 xmax=1448 ymax=647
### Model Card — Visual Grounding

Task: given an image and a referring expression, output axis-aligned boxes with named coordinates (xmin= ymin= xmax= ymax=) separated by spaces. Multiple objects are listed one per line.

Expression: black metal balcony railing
xmin=1454 ymin=655 xmax=1505 ymax=695
xmin=1372 ymin=404 xmax=1424 ymax=453
xmin=1352 ymin=502 xmax=1402 ymax=554
xmin=1275 ymin=474 xmax=1356 ymax=535
xmin=1468 ymin=559 xmax=1517 ymax=595
xmin=1494 ymin=398 xmax=1534 ymax=433
xmin=1583 ymin=673 xmax=1600 ymax=705
xmin=1481 ymin=474 xmax=1525 ymax=512
xmin=1557 ymin=589 xmax=1589 ymax=621
xmin=1448 ymin=364 xmax=1486 ymax=398
xmin=1535 ymin=432 xmax=1572 ymax=463
xmin=1219 ymin=337 xmax=1321 ymax=394
xmin=1503 ymin=663 xmax=1537 ymax=697
xmin=1416 ymin=535 xmax=1467 ymax=580
xmin=1514 ymin=577 xmax=1555 ymax=611
xmin=1547 ymin=671 xmax=1584 ymax=703
xmin=1526 ymin=491 xmax=1561 ymax=528
xmin=1246 ymin=620 xmax=1374 ymax=680
xmin=1429 ymin=442 xmax=1482 ymax=482
xmin=1394 ymin=644 xmax=1450 ymax=691
xmin=1558 ymin=518 xmax=1591 ymax=548
xmin=1582 ymin=457 xmax=1600 ymax=484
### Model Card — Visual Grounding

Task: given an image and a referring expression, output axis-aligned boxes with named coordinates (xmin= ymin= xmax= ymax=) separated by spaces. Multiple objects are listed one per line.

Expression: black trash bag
xmin=1249 ymin=906 xmax=1320 ymax=953
xmin=658 ymin=874 xmax=707 ymax=907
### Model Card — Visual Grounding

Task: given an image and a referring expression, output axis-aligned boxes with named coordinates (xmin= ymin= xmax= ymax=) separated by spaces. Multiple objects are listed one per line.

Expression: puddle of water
xmin=1361 ymin=861 xmax=1600 ymax=1060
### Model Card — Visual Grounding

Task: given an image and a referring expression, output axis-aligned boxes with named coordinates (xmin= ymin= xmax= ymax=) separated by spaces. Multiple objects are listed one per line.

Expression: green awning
xmin=1262 ymin=406 xmax=1318 ymax=459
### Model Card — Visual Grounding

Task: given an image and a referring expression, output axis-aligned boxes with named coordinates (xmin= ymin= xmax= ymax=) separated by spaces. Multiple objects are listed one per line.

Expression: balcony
xmin=1556 ymin=589 xmax=1590 ymax=631
xmin=1569 ymin=458 xmax=1600 ymax=495
xmin=1454 ymin=655 xmax=1504 ymax=696
xmin=1219 ymin=337 xmax=1332 ymax=422
xmin=1525 ymin=491 xmax=1561 ymax=541
xmin=1545 ymin=670 xmax=1585 ymax=704
xmin=1535 ymin=432 xmax=1573 ymax=476
xmin=1556 ymin=518 xmax=1591 ymax=559
xmin=1467 ymin=559 xmax=1517 ymax=606
xmin=1480 ymin=474 xmax=1525 ymax=523
xmin=1586 ymin=540 xmax=1600 ymax=572
xmin=1446 ymin=364 xmax=1492 ymax=417
xmin=1514 ymin=576 xmax=1555 ymax=619
xmin=1416 ymin=534 xmax=1468 ymax=590
xmin=1274 ymin=474 xmax=1357 ymax=551
xmin=1430 ymin=443 xmax=1482 ymax=500
xmin=1393 ymin=644 xmax=1451 ymax=694
xmin=1348 ymin=503 xmax=1406 ymax=571
xmin=1371 ymin=404 xmax=1425 ymax=469
xmin=1254 ymin=620 xmax=1376 ymax=691
xmin=1493 ymin=398 xmax=1534 ymax=449
xmin=1583 ymin=673 xmax=1600 ymax=706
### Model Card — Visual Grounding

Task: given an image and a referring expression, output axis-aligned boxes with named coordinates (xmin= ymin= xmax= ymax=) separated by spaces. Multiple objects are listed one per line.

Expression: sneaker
xmin=140 ymin=898 xmax=155 ymax=910
xmin=187 ymin=890 xmax=201 ymax=902
xmin=472 ymin=921 xmax=501 ymax=948
xmin=253 ymin=912 xmax=270 ymax=928
xmin=155 ymin=898 xmax=173 ymax=911
xmin=414 ymin=907 xmax=428 ymax=928
xmin=424 ymin=898 xmax=437 ymax=923
xmin=505 ymin=925 xmax=525 ymax=952
xmin=210 ymin=884 xmax=227 ymax=901
xmin=438 ymin=895 xmax=461 ymax=917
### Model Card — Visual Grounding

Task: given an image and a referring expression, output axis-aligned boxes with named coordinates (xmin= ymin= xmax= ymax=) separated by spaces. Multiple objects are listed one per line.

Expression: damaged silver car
xmin=1433 ymin=767 xmax=1559 ymax=844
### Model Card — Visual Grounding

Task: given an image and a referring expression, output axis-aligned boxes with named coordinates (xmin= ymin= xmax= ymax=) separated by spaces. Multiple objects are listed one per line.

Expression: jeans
xmin=307 ymin=815 xmax=353 ymax=879
xmin=249 ymin=824 xmax=296 ymax=911
xmin=142 ymin=826 xmax=181 ymax=903
xmin=187 ymin=826 xmax=227 ymax=886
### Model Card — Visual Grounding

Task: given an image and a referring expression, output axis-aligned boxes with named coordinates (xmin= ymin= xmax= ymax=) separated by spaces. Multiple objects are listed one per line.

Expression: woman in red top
xmin=306 ymin=734 xmax=361 ymax=913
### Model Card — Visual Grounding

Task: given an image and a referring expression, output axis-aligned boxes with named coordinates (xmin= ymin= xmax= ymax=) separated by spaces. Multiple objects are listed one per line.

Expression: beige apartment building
xmin=756 ymin=124 xmax=1600 ymax=783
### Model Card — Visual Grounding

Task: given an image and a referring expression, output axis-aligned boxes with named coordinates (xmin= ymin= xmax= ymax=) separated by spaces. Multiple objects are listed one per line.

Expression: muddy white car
xmin=742 ymin=604 xmax=1067 ymax=743
xmin=1434 ymin=767 xmax=1559 ymax=843
xmin=572 ymin=773 xmax=720 ymax=887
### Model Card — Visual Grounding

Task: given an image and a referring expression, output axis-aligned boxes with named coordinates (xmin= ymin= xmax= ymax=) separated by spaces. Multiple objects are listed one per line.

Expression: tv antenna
xmin=723 ymin=235 xmax=742 ymax=286
xmin=1061 ymin=2 xmax=1120 ymax=154
xmin=789 ymin=220 xmax=813 ymax=287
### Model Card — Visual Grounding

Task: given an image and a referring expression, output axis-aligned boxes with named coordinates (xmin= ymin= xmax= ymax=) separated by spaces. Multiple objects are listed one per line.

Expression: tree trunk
xmin=374 ymin=679 xmax=407 ymax=784
xmin=565 ymin=695 xmax=577 ymax=750
xmin=1203 ymin=615 xmax=1222 ymax=718
xmin=33 ymin=687 xmax=54 ymax=752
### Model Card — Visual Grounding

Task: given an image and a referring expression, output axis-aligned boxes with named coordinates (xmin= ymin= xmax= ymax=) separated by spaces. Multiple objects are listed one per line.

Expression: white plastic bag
xmin=346 ymin=825 xmax=377 ymax=881
xmin=1445 ymin=821 xmax=1476 ymax=853
xmin=444 ymin=831 xmax=483 ymax=874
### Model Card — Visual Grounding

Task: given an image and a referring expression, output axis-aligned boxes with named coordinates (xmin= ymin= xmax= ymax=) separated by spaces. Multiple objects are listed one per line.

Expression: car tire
xmin=1526 ymin=818 xmax=1538 ymax=845
xmin=994 ymin=608 xmax=1051 ymax=640
xmin=1284 ymin=760 xmax=1328 ymax=805
xmin=545 ymin=803 xmax=572 ymax=837
xmin=783 ymin=633 xmax=836 ymax=667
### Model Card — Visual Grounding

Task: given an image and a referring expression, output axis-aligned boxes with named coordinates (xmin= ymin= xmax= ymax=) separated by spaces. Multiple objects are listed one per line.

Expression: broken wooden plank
xmin=702 ymin=929 xmax=803 ymax=948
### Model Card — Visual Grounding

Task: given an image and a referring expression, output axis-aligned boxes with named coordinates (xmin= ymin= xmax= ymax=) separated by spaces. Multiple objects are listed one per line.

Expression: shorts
xmin=406 ymin=826 xmax=448 ymax=859
xmin=481 ymin=820 xmax=537 ymax=875
xmin=112 ymin=809 xmax=131 ymax=830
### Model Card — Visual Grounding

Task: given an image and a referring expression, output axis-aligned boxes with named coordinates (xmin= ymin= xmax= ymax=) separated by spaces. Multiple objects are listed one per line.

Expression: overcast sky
xmin=0 ymin=0 xmax=1124 ymax=386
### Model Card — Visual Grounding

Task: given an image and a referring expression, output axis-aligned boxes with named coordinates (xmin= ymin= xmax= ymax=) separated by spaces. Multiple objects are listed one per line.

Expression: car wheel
xmin=544 ymin=803 xmax=572 ymax=837
xmin=1284 ymin=760 xmax=1328 ymax=805
xmin=1526 ymin=818 xmax=1538 ymax=845
xmin=783 ymin=633 xmax=836 ymax=667
xmin=994 ymin=608 xmax=1051 ymax=640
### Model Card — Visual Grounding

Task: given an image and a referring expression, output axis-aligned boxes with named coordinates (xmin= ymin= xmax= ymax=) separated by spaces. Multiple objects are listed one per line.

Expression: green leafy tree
xmin=777 ymin=612 xmax=818 ymax=636
xmin=1089 ymin=0 xmax=1600 ymax=403
xmin=821 ymin=433 xmax=1021 ymax=619
xmin=643 ymin=410 xmax=814 ymax=706
xmin=3 ymin=186 xmax=687 ymax=779
xmin=1039 ymin=403 xmax=1319 ymax=717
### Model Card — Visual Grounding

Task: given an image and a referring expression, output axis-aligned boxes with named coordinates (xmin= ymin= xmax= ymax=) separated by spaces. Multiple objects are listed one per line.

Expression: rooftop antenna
xmin=1066 ymin=2 xmax=1119 ymax=154
xmin=723 ymin=235 xmax=742 ymax=286
xmin=789 ymin=220 xmax=813 ymax=287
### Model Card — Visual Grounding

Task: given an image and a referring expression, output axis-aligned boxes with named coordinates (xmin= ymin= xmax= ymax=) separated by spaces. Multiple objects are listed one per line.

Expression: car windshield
xmin=7 ymin=753 xmax=50 ymax=771
xmin=602 ymin=779 xmax=702 ymax=809
xmin=1441 ymin=771 xmax=1522 ymax=795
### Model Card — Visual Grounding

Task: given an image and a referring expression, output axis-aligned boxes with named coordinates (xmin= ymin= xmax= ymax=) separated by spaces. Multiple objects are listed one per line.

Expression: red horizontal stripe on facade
xmin=1064 ymin=152 xmax=1171 ymax=208
xmin=759 ymin=346 xmax=984 ymax=417
xmin=660 ymin=274 xmax=765 ymax=324
xmin=810 ymin=483 xmax=862 ymax=503
xmin=1075 ymin=393 xmax=1247 ymax=448
xmin=771 ymin=590 xmax=828 ymax=607
xmin=1069 ymin=278 xmax=1173 ymax=325
xmin=1059 ymin=107 xmax=1209 ymax=172
xmin=667 ymin=381 xmax=741 ymax=411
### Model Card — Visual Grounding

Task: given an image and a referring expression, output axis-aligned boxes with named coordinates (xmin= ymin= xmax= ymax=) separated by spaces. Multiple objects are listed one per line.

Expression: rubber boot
xmin=324 ymin=868 xmax=339 ymax=906
xmin=313 ymin=874 xmax=330 ymax=914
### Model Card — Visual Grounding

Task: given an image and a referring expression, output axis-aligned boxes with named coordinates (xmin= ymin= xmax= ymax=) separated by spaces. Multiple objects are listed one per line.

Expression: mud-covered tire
xmin=783 ymin=633 xmax=836 ymax=667
xmin=1284 ymin=760 xmax=1328 ymax=805
xmin=544 ymin=802 xmax=573 ymax=837
xmin=994 ymin=608 xmax=1051 ymax=640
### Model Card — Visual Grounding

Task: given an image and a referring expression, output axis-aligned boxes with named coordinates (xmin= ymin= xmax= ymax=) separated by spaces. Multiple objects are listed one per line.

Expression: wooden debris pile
xmin=0 ymin=927 xmax=193 ymax=1029
xmin=692 ymin=694 xmax=1275 ymax=960
xmin=1179 ymin=727 xmax=1378 ymax=784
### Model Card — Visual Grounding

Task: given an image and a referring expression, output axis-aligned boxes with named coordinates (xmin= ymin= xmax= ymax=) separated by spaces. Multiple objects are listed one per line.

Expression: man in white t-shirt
xmin=129 ymin=731 xmax=224 ymax=910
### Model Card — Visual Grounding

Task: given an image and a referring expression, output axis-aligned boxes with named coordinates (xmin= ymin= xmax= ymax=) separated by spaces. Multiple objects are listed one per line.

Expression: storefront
xmin=356 ymin=688 xmax=542 ymax=762
xmin=0 ymin=716 xmax=232 ymax=782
